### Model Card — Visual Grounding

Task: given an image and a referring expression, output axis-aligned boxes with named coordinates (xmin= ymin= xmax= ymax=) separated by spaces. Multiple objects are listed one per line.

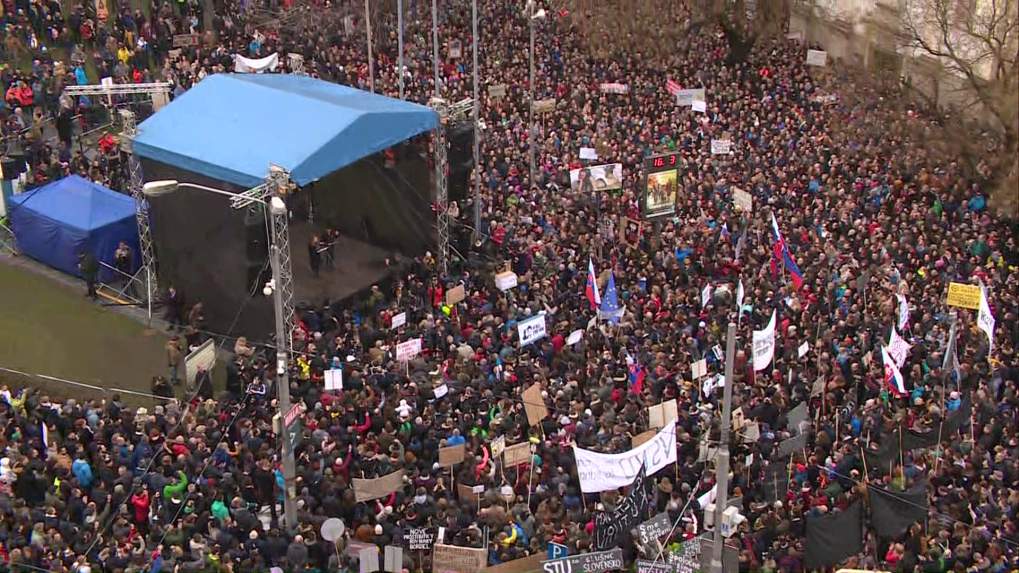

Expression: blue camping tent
xmin=8 ymin=176 xmax=141 ymax=282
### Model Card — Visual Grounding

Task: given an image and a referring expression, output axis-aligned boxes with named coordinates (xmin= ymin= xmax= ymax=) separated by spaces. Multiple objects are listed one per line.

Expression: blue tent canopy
xmin=132 ymin=74 xmax=439 ymax=188
xmin=8 ymin=176 xmax=141 ymax=281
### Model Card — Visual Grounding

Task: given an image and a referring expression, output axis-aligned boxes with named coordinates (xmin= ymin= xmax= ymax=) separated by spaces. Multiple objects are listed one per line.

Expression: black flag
xmin=593 ymin=464 xmax=653 ymax=551
xmin=868 ymin=482 xmax=928 ymax=539
xmin=803 ymin=500 xmax=864 ymax=570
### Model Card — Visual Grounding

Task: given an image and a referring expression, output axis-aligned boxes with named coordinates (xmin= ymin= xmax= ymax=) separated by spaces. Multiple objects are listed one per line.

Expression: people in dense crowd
xmin=1 ymin=1 xmax=1017 ymax=573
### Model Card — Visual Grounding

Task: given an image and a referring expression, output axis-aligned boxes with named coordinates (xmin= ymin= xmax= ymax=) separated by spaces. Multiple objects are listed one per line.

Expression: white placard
xmin=566 ymin=329 xmax=584 ymax=346
xmin=732 ymin=187 xmax=753 ymax=212
xmin=324 ymin=368 xmax=343 ymax=391
xmin=396 ymin=338 xmax=423 ymax=362
xmin=471 ymin=484 xmax=484 ymax=493
xmin=806 ymin=49 xmax=828 ymax=67
xmin=495 ymin=271 xmax=518 ymax=292
xmin=433 ymin=383 xmax=449 ymax=399
xmin=185 ymin=338 xmax=216 ymax=386
xmin=391 ymin=311 xmax=407 ymax=330
xmin=690 ymin=358 xmax=707 ymax=380
xmin=798 ymin=341 xmax=809 ymax=358
xmin=234 ymin=52 xmax=280 ymax=73
xmin=599 ymin=83 xmax=629 ymax=94
xmin=579 ymin=147 xmax=598 ymax=160
xmin=752 ymin=310 xmax=777 ymax=372
xmin=711 ymin=139 xmax=732 ymax=155
xmin=692 ymin=100 xmax=707 ymax=113
xmin=517 ymin=314 xmax=547 ymax=347
xmin=573 ymin=421 xmax=678 ymax=493
xmin=675 ymin=88 xmax=706 ymax=107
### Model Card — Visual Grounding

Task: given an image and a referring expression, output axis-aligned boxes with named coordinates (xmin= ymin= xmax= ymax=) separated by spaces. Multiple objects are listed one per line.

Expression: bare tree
xmin=901 ymin=0 xmax=1019 ymax=212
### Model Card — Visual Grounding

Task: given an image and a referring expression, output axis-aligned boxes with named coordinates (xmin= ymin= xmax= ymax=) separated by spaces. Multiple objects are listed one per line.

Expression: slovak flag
xmin=770 ymin=213 xmax=804 ymax=290
xmin=625 ymin=352 xmax=646 ymax=395
xmin=881 ymin=345 xmax=907 ymax=397
xmin=585 ymin=257 xmax=601 ymax=309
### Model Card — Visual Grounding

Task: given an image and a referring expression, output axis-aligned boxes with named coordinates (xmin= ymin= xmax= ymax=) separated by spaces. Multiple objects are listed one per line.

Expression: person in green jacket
xmin=211 ymin=495 xmax=230 ymax=522
xmin=163 ymin=470 xmax=188 ymax=500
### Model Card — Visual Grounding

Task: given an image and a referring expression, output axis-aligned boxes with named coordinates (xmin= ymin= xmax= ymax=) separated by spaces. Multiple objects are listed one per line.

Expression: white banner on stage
xmin=573 ymin=421 xmax=677 ymax=492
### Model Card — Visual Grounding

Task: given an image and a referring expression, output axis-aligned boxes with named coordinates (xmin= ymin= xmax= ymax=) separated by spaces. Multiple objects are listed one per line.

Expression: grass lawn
xmin=0 ymin=260 xmax=171 ymax=405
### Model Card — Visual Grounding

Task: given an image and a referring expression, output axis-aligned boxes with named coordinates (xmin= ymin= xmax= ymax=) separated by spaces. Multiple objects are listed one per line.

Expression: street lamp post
xmin=524 ymin=2 xmax=545 ymax=189
xmin=142 ymin=179 xmax=299 ymax=529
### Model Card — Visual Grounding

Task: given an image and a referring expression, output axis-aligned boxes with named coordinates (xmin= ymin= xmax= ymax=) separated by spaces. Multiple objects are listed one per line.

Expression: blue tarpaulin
xmin=132 ymin=74 xmax=439 ymax=187
xmin=8 ymin=176 xmax=141 ymax=281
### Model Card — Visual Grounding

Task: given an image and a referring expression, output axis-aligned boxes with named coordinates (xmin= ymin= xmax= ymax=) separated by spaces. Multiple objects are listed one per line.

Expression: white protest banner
xmin=692 ymin=100 xmax=707 ymax=113
xmin=690 ymin=358 xmax=707 ymax=380
xmin=390 ymin=311 xmax=407 ymax=330
xmin=978 ymin=285 xmax=995 ymax=355
xmin=752 ymin=310 xmax=777 ymax=372
xmin=579 ymin=147 xmax=598 ymax=160
xmin=396 ymin=338 xmax=422 ymax=361
xmin=517 ymin=314 xmax=547 ymax=347
xmin=234 ymin=53 xmax=280 ymax=73
xmin=888 ymin=326 xmax=911 ymax=368
xmin=806 ymin=49 xmax=828 ymax=67
xmin=573 ymin=421 xmax=677 ymax=492
xmin=675 ymin=88 xmax=706 ymax=107
xmin=599 ymin=83 xmax=629 ymax=94
xmin=711 ymin=139 xmax=732 ymax=155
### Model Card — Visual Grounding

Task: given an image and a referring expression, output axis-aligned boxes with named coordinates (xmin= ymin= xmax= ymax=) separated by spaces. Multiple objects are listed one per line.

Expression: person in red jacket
xmin=130 ymin=484 xmax=151 ymax=534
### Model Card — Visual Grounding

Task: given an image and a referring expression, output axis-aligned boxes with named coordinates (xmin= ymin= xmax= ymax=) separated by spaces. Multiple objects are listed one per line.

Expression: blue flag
xmin=600 ymin=271 xmax=623 ymax=323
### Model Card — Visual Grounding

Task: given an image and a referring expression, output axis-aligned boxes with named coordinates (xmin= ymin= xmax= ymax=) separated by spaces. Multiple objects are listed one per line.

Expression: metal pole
xmin=471 ymin=0 xmax=480 ymax=238
xmin=398 ymin=0 xmax=405 ymax=100
xmin=268 ymin=198 xmax=298 ymax=530
xmin=366 ymin=0 xmax=374 ymax=93
xmin=528 ymin=16 xmax=536 ymax=187
xmin=710 ymin=322 xmax=737 ymax=573
xmin=432 ymin=0 xmax=440 ymax=96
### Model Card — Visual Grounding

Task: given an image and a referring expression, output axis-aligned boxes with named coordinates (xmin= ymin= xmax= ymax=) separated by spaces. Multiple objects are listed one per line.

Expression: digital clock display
xmin=649 ymin=154 xmax=678 ymax=169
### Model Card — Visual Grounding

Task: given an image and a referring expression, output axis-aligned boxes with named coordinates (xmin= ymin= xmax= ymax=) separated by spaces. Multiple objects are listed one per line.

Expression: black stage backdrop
xmin=143 ymin=144 xmax=432 ymax=342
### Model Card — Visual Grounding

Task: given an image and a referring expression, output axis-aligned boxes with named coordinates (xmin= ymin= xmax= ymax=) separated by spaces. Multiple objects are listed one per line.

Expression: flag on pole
xmin=942 ymin=322 xmax=961 ymax=382
xmin=600 ymin=271 xmax=623 ymax=323
xmin=770 ymin=213 xmax=803 ymax=290
xmin=721 ymin=222 xmax=731 ymax=244
xmin=977 ymin=283 xmax=995 ymax=359
xmin=881 ymin=345 xmax=906 ymax=397
xmin=585 ymin=257 xmax=601 ymax=309
xmin=888 ymin=326 xmax=911 ymax=368
xmin=896 ymin=294 xmax=910 ymax=331
xmin=625 ymin=352 xmax=646 ymax=395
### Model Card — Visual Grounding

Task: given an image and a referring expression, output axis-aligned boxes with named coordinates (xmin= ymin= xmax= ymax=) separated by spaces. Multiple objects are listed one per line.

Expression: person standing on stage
xmin=309 ymin=235 xmax=322 ymax=276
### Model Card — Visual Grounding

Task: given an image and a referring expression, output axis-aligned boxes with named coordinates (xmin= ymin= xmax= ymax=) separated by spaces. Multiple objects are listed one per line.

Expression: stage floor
xmin=289 ymin=222 xmax=396 ymax=306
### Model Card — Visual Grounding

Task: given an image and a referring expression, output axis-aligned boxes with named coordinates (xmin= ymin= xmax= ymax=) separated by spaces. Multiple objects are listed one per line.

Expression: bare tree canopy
xmin=901 ymin=0 xmax=1019 ymax=212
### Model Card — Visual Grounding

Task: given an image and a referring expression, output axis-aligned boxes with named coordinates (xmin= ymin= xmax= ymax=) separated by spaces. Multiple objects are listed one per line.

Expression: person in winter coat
xmin=72 ymin=455 xmax=93 ymax=488
xmin=130 ymin=484 xmax=151 ymax=533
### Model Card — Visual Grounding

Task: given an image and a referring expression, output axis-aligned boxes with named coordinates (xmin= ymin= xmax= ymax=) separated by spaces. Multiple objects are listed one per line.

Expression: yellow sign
xmin=946 ymin=282 xmax=981 ymax=310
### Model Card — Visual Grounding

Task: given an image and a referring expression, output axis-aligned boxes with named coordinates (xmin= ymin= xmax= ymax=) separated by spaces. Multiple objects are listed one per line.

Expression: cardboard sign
xmin=946 ymin=282 xmax=981 ymax=309
xmin=648 ymin=399 xmax=678 ymax=429
xmin=690 ymin=358 xmax=708 ymax=380
xmin=692 ymin=100 xmax=707 ymax=113
xmin=352 ymin=469 xmax=405 ymax=503
xmin=384 ymin=546 xmax=403 ymax=573
xmin=432 ymin=544 xmax=486 ymax=573
xmin=495 ymin=271 xmax=518 ymax=292
xmin=711 ymin=139 xmax=732 ymax=155
xmin=324 ymin=369 xmax=343 ymax=391
xmin=631 ymin=429 xmax=658 ymax=448
xmin=599 ymin=83 xmax=629 ymax=94
xmin=396 ymin=338 xmax=422 ymax=361
xmin=806 ymin=49 xmax=828 ymax=67
xmin=534 ymin=98 xmax=557 ymax=113
xmin=457 ymin=483 xmax=479 ymax=501
xmin=172 ymin=34 xmax=200 ymax=48
xmin=488 ymin=84 xmax=508 ymax=98
xmin=732 ymin=187 xmax=753 ymax=212
xmin=438 ymin=444 xmax=466 ymax=467
xmin=522 ymin=383 xmax=548 ymax=425
xmin=446 ymin=284 xmax=466 ymax=305
xmin=579 ymin=147 xmax=598 ymax=160
xmin=502 ymin=442 xmax=531 ymax=466
xmin=359 ymin=546 xmax=379 ymax=573
xmin=485 ymin=553 xmax=545 ymax=573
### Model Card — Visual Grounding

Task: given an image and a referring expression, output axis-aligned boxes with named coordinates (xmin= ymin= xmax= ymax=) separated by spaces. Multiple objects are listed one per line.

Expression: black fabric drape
xmin=803 ymin=500 xmax=864 ymax=570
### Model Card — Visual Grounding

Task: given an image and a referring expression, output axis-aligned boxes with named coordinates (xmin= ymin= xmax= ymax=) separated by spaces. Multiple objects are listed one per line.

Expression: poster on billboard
xmin=643 ymin=169 xmax=678 ymax=219
xmin=570 ymin=163 xmax=623 ymax=193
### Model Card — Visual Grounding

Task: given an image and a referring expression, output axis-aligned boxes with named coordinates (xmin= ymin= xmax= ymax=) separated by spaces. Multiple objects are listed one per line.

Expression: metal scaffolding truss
xmin=120 ymin=108 xmax=165 ymax=318
xmin=430 ymin=98 xmax=451 ymax=277
xmin=265 ymin=166 xmax=297 ymax=358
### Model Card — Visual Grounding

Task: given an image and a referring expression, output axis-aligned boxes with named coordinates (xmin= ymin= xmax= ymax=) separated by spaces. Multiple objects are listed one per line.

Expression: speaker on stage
xmin=244 ymin=210 xmax=269 ymax=292
xmin=447 ymin=123 xmax=474 ymax=204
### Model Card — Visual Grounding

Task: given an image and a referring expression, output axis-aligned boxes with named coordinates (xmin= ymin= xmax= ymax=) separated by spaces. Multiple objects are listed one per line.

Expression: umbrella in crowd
xmin=1 ymin=1 xmax=1018 ymax=573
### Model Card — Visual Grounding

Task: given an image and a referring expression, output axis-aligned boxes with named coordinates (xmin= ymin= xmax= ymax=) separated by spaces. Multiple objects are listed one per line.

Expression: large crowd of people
xmin=2 ymin=0 xmax=1018 ymax=572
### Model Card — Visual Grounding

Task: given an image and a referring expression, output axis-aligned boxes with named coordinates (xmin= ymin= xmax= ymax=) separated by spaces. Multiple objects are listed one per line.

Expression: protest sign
xmin=574 ymin=421 xmax=677 ymax=492
xmin=570 ymin=163 xmax=623 ymax=193
xmin=806 ymin=49 xmax=828 ymax=67
xmin=503 ymin=442 xmax=532 ymax=466
xmin=599 ymin=83 xmax=629 ymax=94
xmin=432 ymin=544 xmax=486 ymax=573
xmin=946 ymin=282 xmax=981 ymax=309
xmin=352 ymin=470 xmax=405 ymax=503
xmin=541 ymin=548 xmax=624 ymax=573
xmin=636 ymin=512 xmax=672 ymax=544
xmin=396 ymin=338 xmax=422 ymax=361
xmin=675 ymin=88 xmax=706 ymax=107
xmin=517 ymin=314 xmax=547 ymax=347
xmin=711 ymin=139 xmax=732 ymax=155
xmin=438 ymin=444 xmax=466 ymax=467
xmin=405 ymin=528 xmax=434 ymax=551
xmin=522 ymin=383 xmax=548 ymax=425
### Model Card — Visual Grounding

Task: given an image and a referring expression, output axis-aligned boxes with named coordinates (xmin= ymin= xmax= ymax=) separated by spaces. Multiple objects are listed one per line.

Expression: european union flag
xmin=600 ymin=271 xmax=623 ymax=323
